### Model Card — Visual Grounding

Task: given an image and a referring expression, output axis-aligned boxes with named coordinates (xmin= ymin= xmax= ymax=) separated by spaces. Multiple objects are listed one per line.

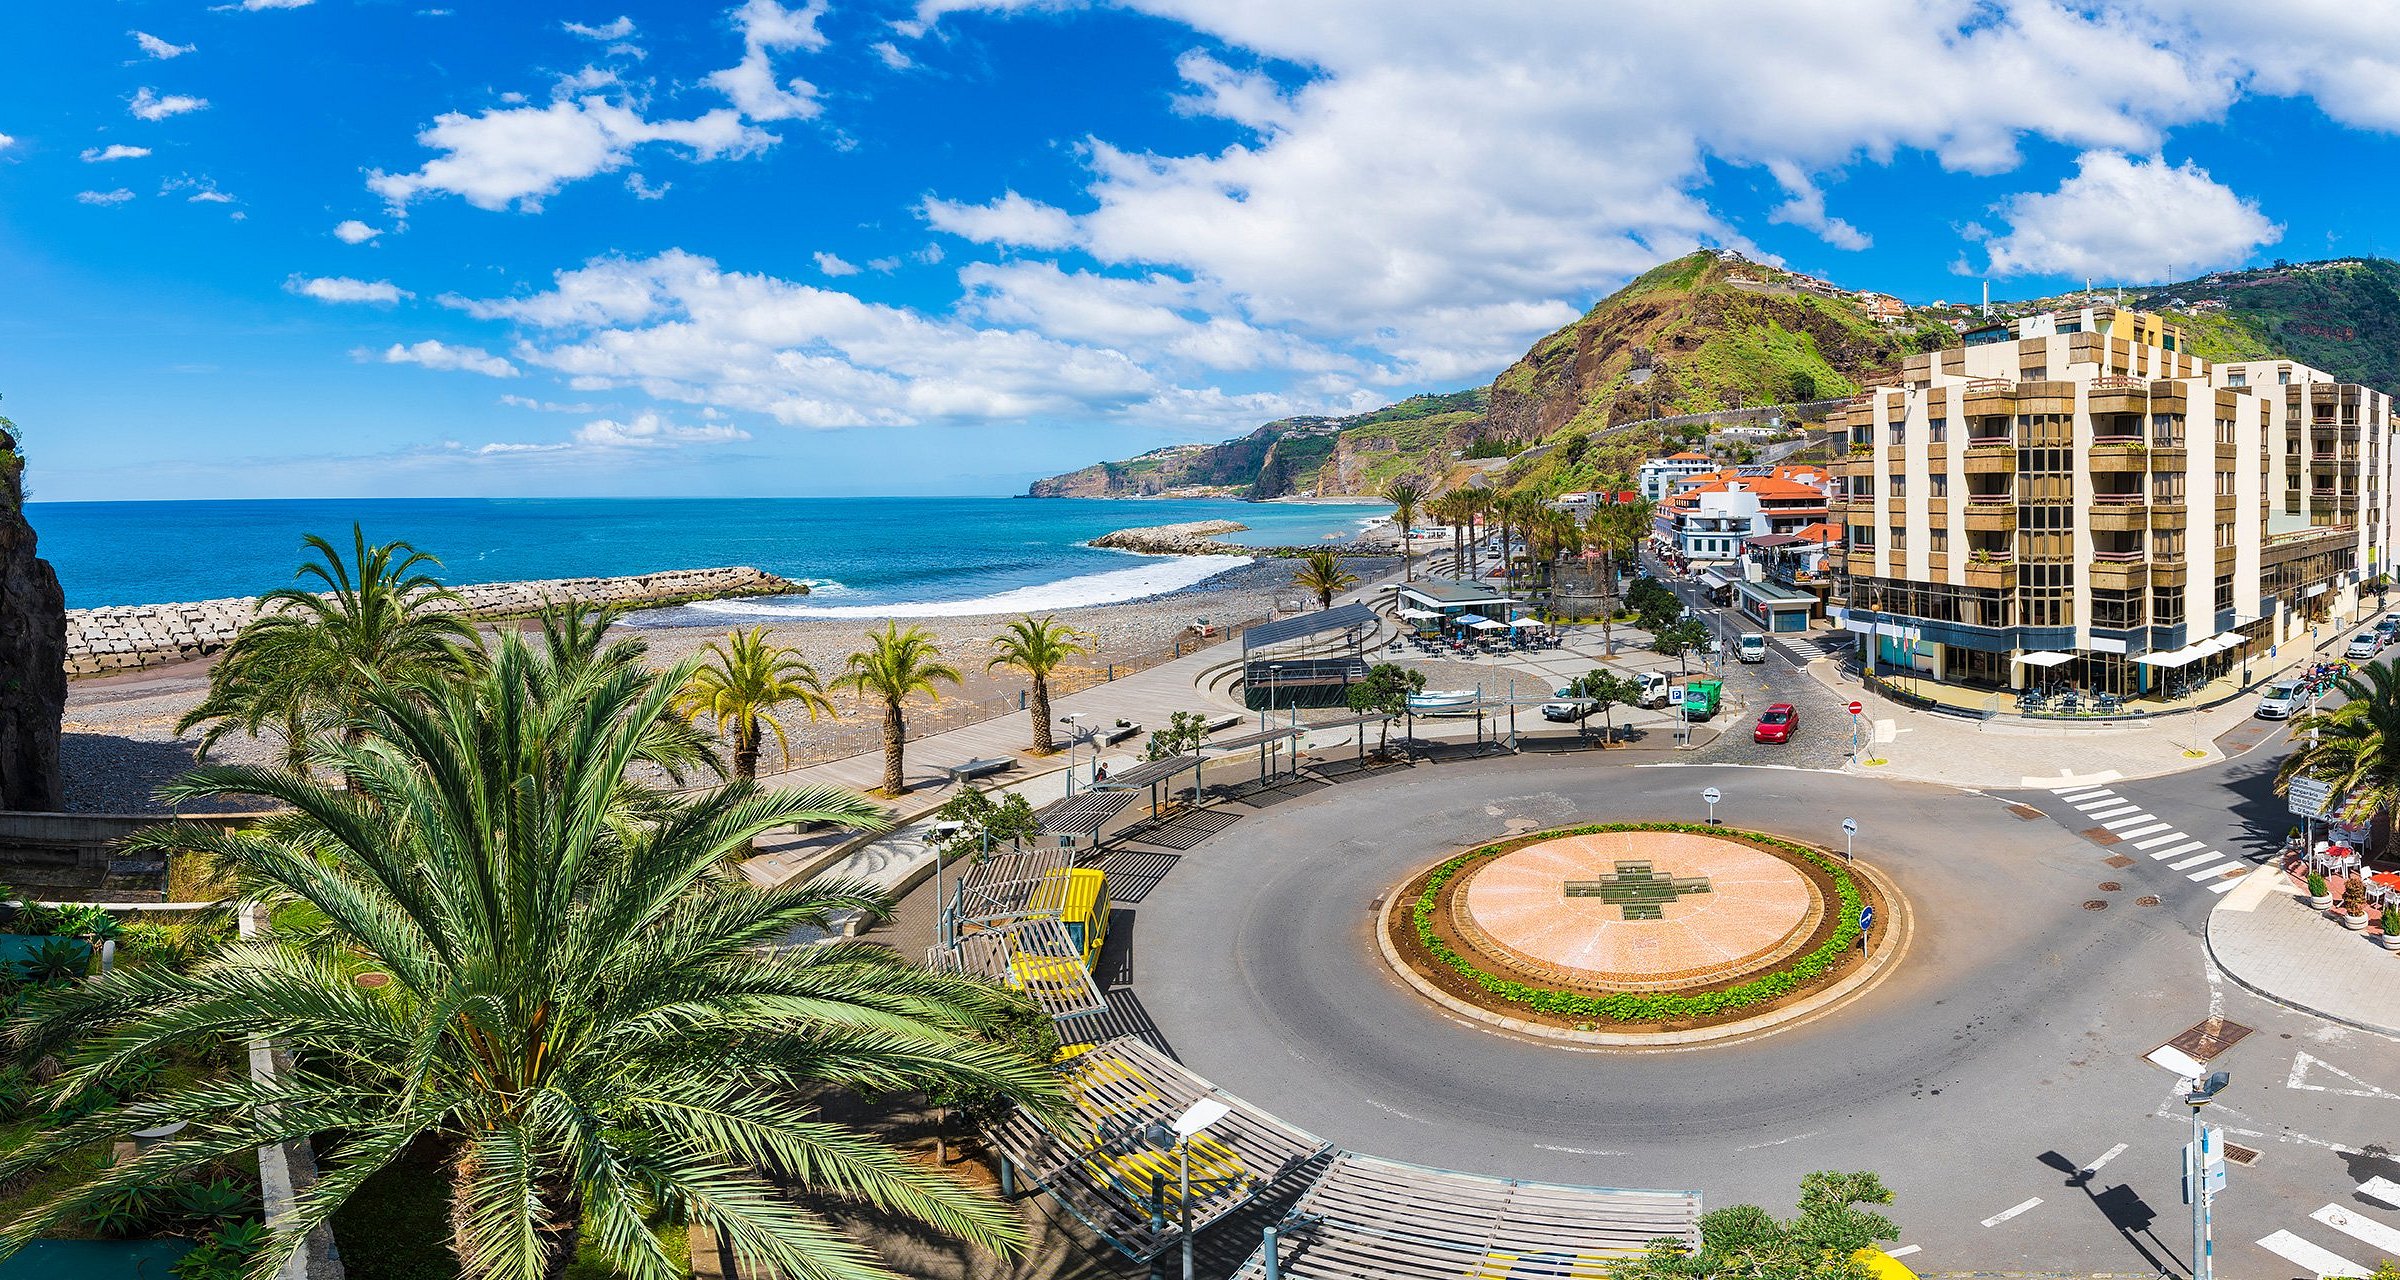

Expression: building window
xmin=1928 ymin=418 xmax=1947 ymax=442
xmin=2228 ymin=371 xmax=2246 ymax=388
xmin=1931 ymin=474 xmax=1949 ymax=498
xmin=2279 ymin=369 xmax=2293 ymax=385
xmin=1889 ymin=526 xmax=1906 ymax=551
xmin=1889 ymin=422 xmax=1905 ymax=446
xmin=1931 ymin=529 xmax=1948 ymax=553
xmin=2152 ymin=587 xmax=2186 ymax=628
xmin=1890 ymin=475 xmax=1906 ymax=496
xmin=2215 ymin=573 xmax=2234 ymax=614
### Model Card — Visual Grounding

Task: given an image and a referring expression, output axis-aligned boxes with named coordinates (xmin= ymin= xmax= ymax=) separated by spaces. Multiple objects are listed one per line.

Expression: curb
xmin=1372 ymin=842 xmax=1913 ymax=1049
xmin=2205 ymin=891 xmax=2400 ymax=1041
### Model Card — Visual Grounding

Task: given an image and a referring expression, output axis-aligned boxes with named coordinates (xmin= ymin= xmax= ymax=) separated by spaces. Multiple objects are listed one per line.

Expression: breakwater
xmin=1090 ymin=519 xmax=1394 ymax=557
xmin=65 ymin=565 xmax=800 ymax=676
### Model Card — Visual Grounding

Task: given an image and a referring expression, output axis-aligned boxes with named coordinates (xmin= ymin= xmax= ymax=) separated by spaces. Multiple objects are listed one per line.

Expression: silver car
xmin=2256 ymin=680 xmax=2302 ymax=719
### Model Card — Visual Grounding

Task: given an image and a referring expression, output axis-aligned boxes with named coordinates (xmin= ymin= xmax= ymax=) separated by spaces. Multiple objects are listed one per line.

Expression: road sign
xmin=1667 ymin=686 xmax=1687 ymax=706
xmin=1859 ymin=906 xmax=1874 ymax=931
xmin=1848 ymin=700 xmax=1864 ymax=716
xmin=1701 ymin=787 xmax=1721 ymax=805
xmin=1842 ymin=818 xmax=1858 ymax=836
xmin=2287 ymin=776 xmax=2335 ymax=820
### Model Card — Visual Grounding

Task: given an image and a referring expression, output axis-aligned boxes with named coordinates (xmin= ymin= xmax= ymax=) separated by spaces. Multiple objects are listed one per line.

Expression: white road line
xmin=1885 ymin=1245 xmax=1921 ymax=1258
xmin=2314 ymin=1204 xmax=2400 ymax=1255
xmin=2081 ymin=803 xmax=2141 ymax=819
xmin=2189 ymin=864 xmax=2240 ymax=882
xmin=2080 ymin=1142 xmax=2129 ymax=1175
xmin=2075 ymin=796 xmax=2133 ymax=810
xmin=2258 ymin=1228 xmax=2369 ymax=1277
xmin=2131 ymin=830 xmax=2190 ymax=850
xmin=1980 ymin=1198 xmax=2042 ymax=1227
xmin=2360 ymin=1176 xmax=2400 ymax=1207
xmin=2113 ymin=822 xmax=2171 ymax=839
xmin=2099 ymin=814 xmax=2159 ymax=831
xmin=2169 ymin=851 xmax=2224 ymax=870
xmin=2057 ymin=787 xmax=2114 ymax=800
xmin=2207 ymin=877 xmax=2245 ymax=894
xmin=2151 ymin=840 xmax=2207 ymax=860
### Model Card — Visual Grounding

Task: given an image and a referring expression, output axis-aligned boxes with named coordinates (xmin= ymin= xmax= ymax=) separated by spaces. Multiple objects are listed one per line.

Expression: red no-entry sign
xmin=1848 ymin=700 xmax=1864 ymax=716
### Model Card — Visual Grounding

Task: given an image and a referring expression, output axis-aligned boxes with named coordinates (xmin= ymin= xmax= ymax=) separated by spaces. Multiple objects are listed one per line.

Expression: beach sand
xmin=59 ymin=554 xmax=1398 ymax=814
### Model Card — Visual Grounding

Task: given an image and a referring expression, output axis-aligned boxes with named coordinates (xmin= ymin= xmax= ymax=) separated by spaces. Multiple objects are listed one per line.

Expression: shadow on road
xmin=2037 ymin=1149 xmax=2185 ymax=1277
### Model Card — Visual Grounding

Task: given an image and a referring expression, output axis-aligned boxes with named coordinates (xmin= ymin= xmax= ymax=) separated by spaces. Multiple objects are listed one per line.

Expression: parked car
xmin=1737 ymin=633 xmax=1768 ymax=664
xmin=2379 ymin=615 xmax=2400 ymax=639
xmin=2256 ymin=680 xmax=2302 ymax=719
xmin=1542 ymin=697 xmax=1598 ymax=723
xmin=1753 ymin=703 xmax=1797 ymax=744
xmin=2348 ymin=632 xmax=2383 ymax=660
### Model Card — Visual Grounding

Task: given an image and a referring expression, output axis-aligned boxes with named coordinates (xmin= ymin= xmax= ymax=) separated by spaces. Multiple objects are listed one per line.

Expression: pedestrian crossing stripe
xmin=2131 ymin=830 xmax=2188 ymax=849
xmin=2206 ymin=877 xmax=2244 ymax=894
xmin=2113 ymin=822 xmax=2171 ymax=840
xmin=2168 ymin=851 xmax=2222 ymax=870
xmin=2058 ymin=788 xmax=2114 ymax=801
xmin=2313 ymin=1203 xmax=2400 ymax=1255
xmin=2258 ymin=1228 xmax=2368 ymax=1277
xmin=2052 ymin=784 xmax=2114 ymax=796
xmin=2188 ymin=863 xmax=2237 ymax=881
xmin=2151 ymin=840 xmax=2206 ymax=860
xmin=2080 ymin=801 xmax=2138 ymax=816
xmin=2100 ymin=814 xmax=2159 ymax=830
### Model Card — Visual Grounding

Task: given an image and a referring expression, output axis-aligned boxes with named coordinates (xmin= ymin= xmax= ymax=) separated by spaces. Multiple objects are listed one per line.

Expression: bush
xmin=172 ymin=1219 xmax=266 ymax=1280
xmin=84 ymin=1184 xmax=168 ymax=1238
xmin=2309 ymin=871 xmax=2329 ymax=897
xmin=172 ymin=1176 xmax=256 ymax=1229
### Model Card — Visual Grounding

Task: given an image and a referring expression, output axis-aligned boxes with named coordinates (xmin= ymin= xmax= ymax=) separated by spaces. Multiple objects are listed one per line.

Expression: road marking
xmin=2187 ymin=863 xmax=2236 ymax=881
xmin=2360 ymin=1176 xmax=2400 ymax=1207
xmin=1980 ymin=1198 xmax=2042 ymax=1228
xmin=2315 ymin=1204 xmax=2400 ymax=1255
xmin=2080 ymin=1142 xmax=2129 ymax=1175
xmin=2075 ymin=796 xmax=2134 ymax=812
xmin=2057 ymin=787 xmax=2114 ymax=801
xmin=2113 ymin=822 xmax=2171 ymax=839
xmin=2258 ymin=1229 xmax=2367 ymax=1277
xmin=2169 ymin=851 xmax=2224 ymax=870
xmin=2082 ymin=803 xmax=2141 ymax=820
xmin=1533 ymin=1143 xmax=1626 ymax=1155
xmin=2131 ymin=830 xmax=2190 ymax=850
xmin=1885 ymin=1245 xmax=1921 ymax=1258
xmin=1729 ymin=1129 xmax=1822 ymax=1153
xmin=2100 ymin=813 xmax=2159 ymax=830
xmin=1363 ymin=1098 xmax=1431 ymax=1124
xmin=2207 ymin=877 xmax=2246 ymax=894
xmin=2150 ymin=839 xmax=2207 ymax=860
xmin=2287 ymin=1052 xmax=2400 ymax=1100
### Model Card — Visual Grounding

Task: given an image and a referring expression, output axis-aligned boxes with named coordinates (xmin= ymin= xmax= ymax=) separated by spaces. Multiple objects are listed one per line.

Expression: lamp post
xmin=1137 ymin=1098 xmax=1230 ymax=1280
xmin=1060 ymin=713 xmax=1087 ymax=794
xmin=2184 ymin=1071 xmax=2230 ymax=1280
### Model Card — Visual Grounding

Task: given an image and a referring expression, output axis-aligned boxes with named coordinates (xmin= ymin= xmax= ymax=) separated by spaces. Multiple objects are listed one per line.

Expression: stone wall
xmin=0 ymin=440 xmax=66 ymax=810
xmin=66 ymin=565 xmax=799 ymax=676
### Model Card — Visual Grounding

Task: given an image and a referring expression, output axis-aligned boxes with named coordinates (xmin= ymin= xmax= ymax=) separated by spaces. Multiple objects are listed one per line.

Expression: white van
xmin=1737 ymin=634 xmax=1768 ymax=664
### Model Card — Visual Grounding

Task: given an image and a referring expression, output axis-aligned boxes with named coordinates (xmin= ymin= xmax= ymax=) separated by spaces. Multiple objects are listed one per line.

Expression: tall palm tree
xmin=838 ymin=624 xmax=963 ymax=796
xmin=1293 ymin=548 xmax=1358 ymax=610
xmin=987 ymin=616 xmax=1092 ymax=754
xmin=1428 ymin=491 xmax=1471 ymax=579
xmin=1500 ymin=492 xmax=1544 ymax=593
xmin=1527 ymin=507 xmax=1581 ymax=596
xmin=179 ymin=525 xmax=479 ymax=767
xmin=2279 ymin=661 xmax=2400 ymax=827
xmin=4 ymin=635 xmax=1057 ymax=1280
xmin=675 ymin=626 xmax=835 ymax=780
xmin=1583 ymin=494 xmax=1657 ymax=656
xmin=1381 ymin=479 xmax=1429 ymax=581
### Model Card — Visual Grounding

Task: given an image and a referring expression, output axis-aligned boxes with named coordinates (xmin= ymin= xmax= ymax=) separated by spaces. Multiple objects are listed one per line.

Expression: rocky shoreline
xmin=66 ymin=565 xmax=801 ymax=676
xmin=1090 ymin=518 xmax=1395 ymax=557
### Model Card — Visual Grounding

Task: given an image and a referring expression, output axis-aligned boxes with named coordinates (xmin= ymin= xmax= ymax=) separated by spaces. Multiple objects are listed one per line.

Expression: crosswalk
xmin=2048 ymin=784 xmax=2253 ymax=893
xmin=2255 ymin=1177 xmax=2400 ymax=1277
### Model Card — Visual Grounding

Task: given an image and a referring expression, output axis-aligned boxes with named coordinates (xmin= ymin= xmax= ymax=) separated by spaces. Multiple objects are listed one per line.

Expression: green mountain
xmin=1025 ymin=390 xmax=1486 ymax=498
xmin=2124 ymin=258 xmax=2400 ymax=390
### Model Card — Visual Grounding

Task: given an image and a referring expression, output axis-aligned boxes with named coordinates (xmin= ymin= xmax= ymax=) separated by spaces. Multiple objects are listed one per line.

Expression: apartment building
xmin=1827 ymin=305 xmax=2396 ymax=699
xmin=1637 ymin=452 xmax=1718 ymax=500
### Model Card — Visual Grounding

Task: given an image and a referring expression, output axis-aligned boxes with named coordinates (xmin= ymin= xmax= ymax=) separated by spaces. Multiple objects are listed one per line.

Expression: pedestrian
xmin=1092 ymin=762 xmax=1109 ymax=785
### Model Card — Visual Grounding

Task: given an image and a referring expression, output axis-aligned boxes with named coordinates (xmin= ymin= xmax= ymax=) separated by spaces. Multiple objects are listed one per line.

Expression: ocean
xmin=28 ymin=496 xmax=1394 ymax=614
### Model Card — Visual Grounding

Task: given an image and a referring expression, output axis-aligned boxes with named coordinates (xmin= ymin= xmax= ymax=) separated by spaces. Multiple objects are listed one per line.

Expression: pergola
xmin=928 ymin=918 xmax=1107 ymax=1023
xmin=988 ymin=1037 xmax=1332 ymax=1264
xmin=947 ymin=846 xmax=1074 ymax=932
xmin=1242 ymin=602 xmax=1377 ymax=710
xmin=1091 ymin=751 xmax=1208 ymax=819
xmin=1034 ymin=789 xmax=1139 ymax=846
xmin=1229 ymin=1152 xmax=1703 ymax=1279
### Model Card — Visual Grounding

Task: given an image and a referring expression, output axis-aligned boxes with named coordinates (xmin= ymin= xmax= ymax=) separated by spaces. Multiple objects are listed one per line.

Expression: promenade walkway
xmin=2209 ymin=865 xmax=2400 ymax=1038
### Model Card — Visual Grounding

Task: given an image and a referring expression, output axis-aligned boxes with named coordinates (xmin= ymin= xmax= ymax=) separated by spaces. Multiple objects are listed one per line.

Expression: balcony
xmin=2088 ymin=551 xmax=2148 ymax=590
xmin=1962 ymin=553 xmax=2015 ymax=589
xmin=2089 ymin=438 xmax=2150 ymax=471
xmin=2148 ymin=500 xmax=2188 ymax=531
xmin=2088 ymin=492 xmax=2148 ymax=531
xmin=2088 ymin=376 xmax=2152 ymax=415
xmin=1965 ymin=445 xmax=2017 ymax=474
xmin=1964 ymin=495 xmax=2016 ymax=532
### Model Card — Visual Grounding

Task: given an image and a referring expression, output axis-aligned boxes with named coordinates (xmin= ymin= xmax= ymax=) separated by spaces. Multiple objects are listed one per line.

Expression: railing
xmin=2090 ymin=435 xmax=2144 ymax=446
xmin=1965 ymin=493 xmax=2014 ymax=505
xmin=1965 ymin=378 xmax=2016 ymax=393
xmin=2090 ymin=493 xmax=2145 ymax=506
xmin=2092 ymin=550 xmax=2146 ymax=562
xmin=2089 ymin=375 xmax=2149 ymax=392
xmin=1967 ymin=438 xmax=2015 ymax=450
xmin=1965 ymin=552 xmax=2016 ymax=566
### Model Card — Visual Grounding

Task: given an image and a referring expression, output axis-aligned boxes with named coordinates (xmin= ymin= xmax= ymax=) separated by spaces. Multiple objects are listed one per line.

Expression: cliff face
xmin=0 ymin=437 xmax=65 ymax=811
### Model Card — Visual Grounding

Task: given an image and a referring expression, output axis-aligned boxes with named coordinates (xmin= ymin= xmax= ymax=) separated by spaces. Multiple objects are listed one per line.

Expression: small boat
xmin=1406 ymin=689 xmax=1478 ymax=713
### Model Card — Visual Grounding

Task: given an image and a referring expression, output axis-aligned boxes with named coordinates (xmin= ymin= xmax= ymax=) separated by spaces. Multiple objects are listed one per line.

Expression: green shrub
xmin=172 ymin=1176 xmax=256 ymax=1228
xmin=1412 ymin=823 xmax=1864 ymax=1024
xmin=84 ymin=1184 xmax=168 ymax=1238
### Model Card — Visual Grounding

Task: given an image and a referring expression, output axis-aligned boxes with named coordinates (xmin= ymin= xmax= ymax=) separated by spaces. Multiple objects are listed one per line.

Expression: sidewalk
xmin=1816 ymin=606 xmax=2387 ymax=790
xmin=2208 ymin=865 xmax=2400 ymax=1038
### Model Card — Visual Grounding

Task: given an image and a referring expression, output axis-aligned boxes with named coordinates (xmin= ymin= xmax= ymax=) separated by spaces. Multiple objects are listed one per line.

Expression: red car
xmin=1753 ymin=703 xmax=1797 ymax=744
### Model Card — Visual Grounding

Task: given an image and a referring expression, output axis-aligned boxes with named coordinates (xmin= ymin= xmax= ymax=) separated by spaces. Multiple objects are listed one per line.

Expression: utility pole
xmin=2185 ymin=1071 xmax=2230 ymax=1280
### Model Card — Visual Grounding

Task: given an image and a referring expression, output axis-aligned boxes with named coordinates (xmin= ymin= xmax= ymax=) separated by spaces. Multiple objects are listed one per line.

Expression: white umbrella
xmin=1469 ymin=616 xmax=1507 ymax=631
xmin=1399 ymin=607 xmax=1441 ymax=620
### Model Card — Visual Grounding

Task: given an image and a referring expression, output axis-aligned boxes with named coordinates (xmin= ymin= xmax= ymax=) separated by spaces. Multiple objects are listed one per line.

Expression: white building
xmin=1637 ymin=451 xmax=1718 ymax=501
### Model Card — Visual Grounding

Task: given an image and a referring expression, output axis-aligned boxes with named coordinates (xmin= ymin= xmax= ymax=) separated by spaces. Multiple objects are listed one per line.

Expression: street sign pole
xmin=1701 ymin=786 xmax=1721 ymax=826
xmin=1842 ymin=817 xmax=1857 ymax=864
xmin=2183 ymin=1072 xmax=2230 ymax=1280
xmin=1858 ymin=904 xmax=1873 ymax=952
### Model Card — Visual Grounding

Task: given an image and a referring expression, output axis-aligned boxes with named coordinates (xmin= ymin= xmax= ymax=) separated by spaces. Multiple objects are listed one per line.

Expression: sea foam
xmin=684 ymin=552 xmax=1247 ymax=620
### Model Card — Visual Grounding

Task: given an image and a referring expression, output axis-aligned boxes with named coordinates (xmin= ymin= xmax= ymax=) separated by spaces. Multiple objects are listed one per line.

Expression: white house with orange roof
xmin=1636 ymin=451 xmax=1718 ymax=500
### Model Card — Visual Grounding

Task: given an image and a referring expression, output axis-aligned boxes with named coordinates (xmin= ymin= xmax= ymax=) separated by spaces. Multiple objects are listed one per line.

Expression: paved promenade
xmin=2209 ymin=864 xmax=2400 ymax=1037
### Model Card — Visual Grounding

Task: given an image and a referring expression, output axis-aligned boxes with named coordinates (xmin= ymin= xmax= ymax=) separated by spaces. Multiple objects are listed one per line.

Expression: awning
xmin=1399 ymin=608 xmax=1441 ymax=620
xmin=2202 ymin=633 xmax=2247 ymax=654
xmin=2135 ymin=647 xmax=2201 ymax=668
xmin=2013 ymin=651 xmax=2076 ymax=668
xmin=1452 ymin=612 xmax=1487 ymax=626
xmin=1506 ymin=617 xmax=1543 ymax=629
xmin=1695 ymin=568 xmax=1734 ymax=588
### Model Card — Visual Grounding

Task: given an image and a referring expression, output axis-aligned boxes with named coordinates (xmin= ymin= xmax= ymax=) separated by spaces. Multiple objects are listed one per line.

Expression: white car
xmin=2347 ymin=633 xmax=2382 ymax=660
xmin=2256 ymin=680 xmax=2302 ymax=719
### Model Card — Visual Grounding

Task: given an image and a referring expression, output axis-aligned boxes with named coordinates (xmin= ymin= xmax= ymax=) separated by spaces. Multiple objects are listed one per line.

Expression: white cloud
xmin=499 ymin=394 xmax=603 ymax=412
xmin=77 ymin=189 xmax=136 ymax=206
xmin=474 ymin=441 xmax=572 ymax=455
xmin=814 ymin=251 xmax=861 ymax=276
xmin=563 ymin=16 xmax=636 ymax=39
xmin=81 ymin=145 xmax=153 ymax=162
xmin=0 ymin=134 xmax=15 ymax=153
xmin=1763 ymin=159 xmax=1870 ymax=251
xmin=132 ymin=31 xmax=196 ymax=59
xmin=707 ymin=0 xmax=828 ymax=122
xmin=288 ymin=275 xmax=411 ymax=304
xmin=625 ymin=172 xmax=670 ymax=200
xmin=163 ymin=175 xmax=235 ymax=203
xmin=369 ymin=93 xmax=766 ymax=211
xmin=871 ymin=40 xmax=914 ymax=70
xmin=333 ymin=219 xmax=383 ymax=244
xmin=573 ymin=411 xmax=750 ymax=448
xmin=1973 ymin=151 xmax=2280 ymax=279
xmin=921 ymin=191 xmax=1080 ymax=249
xmin=129 ymin=88 xmax=208 ymax=121
xmin=381 ymin=339 xmax=519 ymax=377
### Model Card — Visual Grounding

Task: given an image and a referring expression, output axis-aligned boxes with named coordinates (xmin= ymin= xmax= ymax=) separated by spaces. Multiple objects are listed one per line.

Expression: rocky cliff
xmin=0 ymin=429 xmax=65 ymax=811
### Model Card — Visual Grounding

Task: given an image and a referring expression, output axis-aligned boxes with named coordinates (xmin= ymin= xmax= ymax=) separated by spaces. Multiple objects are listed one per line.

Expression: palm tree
xmin=2279 ymin=661 xmax=2400 ymax=827
xmin=1499 ymin=492 xmax=1544 ymax=592
xmin=1585 ymin=494 xmax=1657 ymax=656
xmin=1293 ymin=548 xmax=1358 ymax=610
xmin=1381 ymin=479 xmax=1429 ymax=581
xmin=4 ymin=635 xmax=1058 ymax=1280
xmin=838 ymin=624 xmax=963 ymax=796
xmin=178 ymin=525 xmax=478 ymax=767
xmin=987 ymin=616 xmax=1092 ymax=754
xmin=675 ymin=626 xmax=835 ymax=780
xmin=1429 ymin=491 xmax=1472 ymax=579
xmin=1527 ymin=508 xmax=1581 ymax=596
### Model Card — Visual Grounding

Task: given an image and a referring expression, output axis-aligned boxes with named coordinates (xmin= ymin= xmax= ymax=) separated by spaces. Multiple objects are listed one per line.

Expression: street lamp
xmin=1136 ymin=1098 xmax=1230 ymax=1280
xmin=2184 ymin=1071 xmax=2230 ymax=1280
xmin=1060 ymin=713 xmax=1087 ymax=794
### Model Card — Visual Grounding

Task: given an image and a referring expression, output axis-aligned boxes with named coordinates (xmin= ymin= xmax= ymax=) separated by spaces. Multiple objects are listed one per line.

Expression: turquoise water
xmin=28 ymin=496 xmax=1391 ymax=611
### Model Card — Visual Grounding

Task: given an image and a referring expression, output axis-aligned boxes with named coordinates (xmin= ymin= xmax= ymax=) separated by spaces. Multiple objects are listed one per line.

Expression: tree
xmin=1430 ymin=490 xmax=1475 ymax=578
xmin=1610 ymin=1170 xmax=1897 ymax=1280
xmin=178 ymin=525 xmax=478 ymax=769
xmin=1344 ymin=663 xmax=1425 ymax=754
xmin=1654 ymin=618 xmax=1710 ymax=673
xmin=6 ymin=634 xmax=1058 ymax=1280
xmin=1292 ymin=548 xmax=1357 ymax=610
xmin=1381 ymin=479 xmax=1429 ymax=581
xmin=674 ymin=625 xmax=833 ymax=780
xmin=1583 ymin=493 xmax=1656 ymax=656
xmin=837 ymin=623 xmax=962 ymax=796
xmin=930 ymin=786 xmax=1040 ymax=857
xmin=2278 ymin=661 xmax=2400 ymax=831
xmin=1144 ymin=710 xmax=1212 ymax=761
xmin=1573 ymin=669 xmax=1642 ymax=746
xmin=986 ymin=616 xmax=1092 ymax=754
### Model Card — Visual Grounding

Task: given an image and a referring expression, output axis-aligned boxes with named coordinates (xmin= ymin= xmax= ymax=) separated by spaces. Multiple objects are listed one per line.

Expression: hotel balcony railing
xmin=2091 ymin=549 xmax=2146 ymax=562
xmin=1966 ymin=438 xmax=2015 ymax=450
xmin=2089 ymin=375 xmax=2148 ymax=391
xmin=1965 ymin=378 xmax=2016 ymax=393
xmin=2090 ymin=493 xmax=2145 ymax=506
xmin=1965 ymin=493 xmax=2015 ymax=505
xmin=2090 ymin=434 xmax=2144 ymax=446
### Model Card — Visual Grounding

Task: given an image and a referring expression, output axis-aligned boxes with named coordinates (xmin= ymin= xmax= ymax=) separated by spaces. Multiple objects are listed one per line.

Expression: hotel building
xmin=1827 ymin=305 xmax=2396 ymax=697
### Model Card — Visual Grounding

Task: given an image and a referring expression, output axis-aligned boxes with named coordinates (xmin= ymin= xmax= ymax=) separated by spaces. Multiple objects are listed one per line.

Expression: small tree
xmin=1611 ymin=1170 xmax=1897 ymax=1280
xmin=931 ymin=786 xmax=1040 ymax=858
xmin=1654 ymin=618 xmax=1710 ymax=673
xmin=1145 ymin=710 xmax=1212 ymax=761
xmin=1574 ymin=670 xmax=1642 ymax=746
xmin=1345 ymin=663 xmax=1425 ymax=754
xmin=1293 ymin=548 xmax=1358 ymax=610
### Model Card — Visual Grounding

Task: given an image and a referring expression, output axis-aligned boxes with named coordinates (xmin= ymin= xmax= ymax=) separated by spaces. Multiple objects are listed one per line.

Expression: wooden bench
xmin=943 ymin=756 xmax=1017 ymax=784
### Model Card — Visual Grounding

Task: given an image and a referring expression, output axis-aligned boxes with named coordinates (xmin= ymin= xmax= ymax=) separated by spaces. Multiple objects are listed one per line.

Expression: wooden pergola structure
xmin=928 ymin=918 xmax=1108 ymax=1024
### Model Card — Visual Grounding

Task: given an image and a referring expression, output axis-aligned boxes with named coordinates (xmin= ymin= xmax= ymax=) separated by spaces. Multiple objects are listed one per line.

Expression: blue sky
xmin=6 ymin=1 xmax=2400 ymax=502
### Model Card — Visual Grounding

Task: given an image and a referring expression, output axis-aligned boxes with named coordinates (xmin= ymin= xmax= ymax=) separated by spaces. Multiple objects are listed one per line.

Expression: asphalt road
xmin=1108 ymin=755 xmax=2400 ymax=1277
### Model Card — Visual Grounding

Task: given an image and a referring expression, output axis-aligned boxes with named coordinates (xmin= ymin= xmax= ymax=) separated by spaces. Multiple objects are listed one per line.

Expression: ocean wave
xmin=685 ymin=553 xmax=1248 ymax=619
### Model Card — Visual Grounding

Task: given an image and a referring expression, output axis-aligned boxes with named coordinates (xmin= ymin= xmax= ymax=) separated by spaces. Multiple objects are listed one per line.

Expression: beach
xmin=58 ymin=552 xmax=1398 ymax=814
